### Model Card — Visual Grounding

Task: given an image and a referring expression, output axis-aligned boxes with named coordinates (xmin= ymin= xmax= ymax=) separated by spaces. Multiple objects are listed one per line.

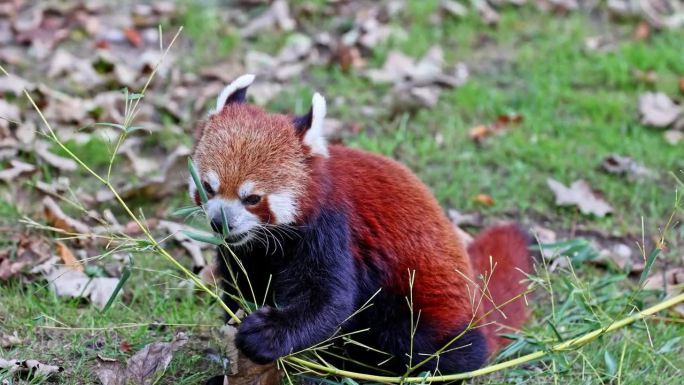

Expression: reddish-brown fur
xmin=195 ymin=102 xmax=533 ymax=357
xmin=321 ymin=146 xmax=476 ymax=336
xmin=467 ymin=224 xmax=533 ymax=352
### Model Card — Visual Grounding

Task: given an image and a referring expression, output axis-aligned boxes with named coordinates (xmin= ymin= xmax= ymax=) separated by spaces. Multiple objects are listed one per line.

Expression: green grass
xmin=0 ymin=253 xmax=225 ymax=384
xmin=1 ymin=1 xmax=683 ymax=384
xmin=296 ymin=6 xmax=684 ymax=236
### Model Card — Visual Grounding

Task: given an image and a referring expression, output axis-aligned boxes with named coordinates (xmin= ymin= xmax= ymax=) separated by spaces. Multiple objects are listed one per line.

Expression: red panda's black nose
xmin=210 ymin=218 xmax=223 ymax=233
xmin=211 ymin=218 xmax=234 ymax=234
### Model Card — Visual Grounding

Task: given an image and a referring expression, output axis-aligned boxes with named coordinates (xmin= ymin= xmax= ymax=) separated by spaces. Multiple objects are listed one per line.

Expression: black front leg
xmin=236 ymin=208 xmax=358 ymax=364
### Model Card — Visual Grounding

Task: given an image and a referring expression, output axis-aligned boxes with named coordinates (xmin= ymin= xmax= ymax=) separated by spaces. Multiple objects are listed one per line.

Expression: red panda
xmin=190 ymin=74 xmax=533 ymax=375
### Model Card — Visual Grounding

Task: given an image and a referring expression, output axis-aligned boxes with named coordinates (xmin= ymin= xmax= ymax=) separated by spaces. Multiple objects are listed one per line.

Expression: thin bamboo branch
xmin=286 ymin=292 xmax=684 ymax=382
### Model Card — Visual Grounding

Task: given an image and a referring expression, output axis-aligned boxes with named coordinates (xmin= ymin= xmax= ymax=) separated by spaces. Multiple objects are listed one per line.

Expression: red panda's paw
xmin=235 ymin=307 xmax=292 ymax=364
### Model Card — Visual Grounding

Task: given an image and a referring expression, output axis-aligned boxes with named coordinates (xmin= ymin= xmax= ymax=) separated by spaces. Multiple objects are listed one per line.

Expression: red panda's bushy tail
xmin=466 ymin=223 xmax=533 ymax=354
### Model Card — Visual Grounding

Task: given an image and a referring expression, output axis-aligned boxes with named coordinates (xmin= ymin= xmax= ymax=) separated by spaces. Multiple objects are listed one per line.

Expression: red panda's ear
xmin=213 ymin=74 xmax=255 ymax=113
xmin=293 ymin=93 xmax=329 ymax=157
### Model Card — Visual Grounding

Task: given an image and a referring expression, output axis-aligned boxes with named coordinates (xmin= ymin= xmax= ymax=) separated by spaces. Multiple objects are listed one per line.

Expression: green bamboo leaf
xmin=188 ymin=157 xmax=208 ymax=204
xmin=221 ymin=206 xmax=230 ymax=238
xmin=604 ymin=350 xmax=617 ymax=377
xmin=417 ymin=371 xmax=431 ymax=385
xmin=546 ymin=320 xmax=564 ymax=342
xmin=182 ymin=230 xmax=224 ymax=245
xmin=127 ymin=92 xmax=144 ymax=100
xmin=171 ymin=206 xmax=203 ymax=217
xmin=341 ymin=378 xmax=359 ymax=385
xmin=657 ymin=337 xmax=681 ymax=353
xmin=639 ymin=248 xmax=660 ymax=286
xmin=93 ymin=122 xmax=127 ymax=131
xmin=125 ymin=125 xmax=150 ymax=134
xmin=101 ymin=267 xmax=131 ymax=313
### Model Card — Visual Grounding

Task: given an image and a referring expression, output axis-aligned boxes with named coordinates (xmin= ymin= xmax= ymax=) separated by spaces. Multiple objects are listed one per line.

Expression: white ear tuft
xmin=213 ymin=74 xmax=255 ymax=113
xmin=303 ymin=92 xmax=329 ymax=157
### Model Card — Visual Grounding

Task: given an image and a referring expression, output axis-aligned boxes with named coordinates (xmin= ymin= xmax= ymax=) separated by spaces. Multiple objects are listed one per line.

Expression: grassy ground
xmin=1 ymin=1 xmax=683 ymax=384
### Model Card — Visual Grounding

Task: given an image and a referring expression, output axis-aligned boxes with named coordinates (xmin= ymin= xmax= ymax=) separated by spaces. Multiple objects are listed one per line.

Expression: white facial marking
xmin=212 ymin=74 xmax=256 ymax=114
xmin=188 ymin=175 xmax=196 ymax=200
xmin=206 ymin=170 xmax=220 ymax=193
xmin=303 ymin=92 xmax=329 ymax=157
xmin=269 ymin=191 xmax=298 ymax=224
xmin=206 ymin=197 xmax=259 ymax=238
xmin=238 ymin=180 xmax=256 ymax=199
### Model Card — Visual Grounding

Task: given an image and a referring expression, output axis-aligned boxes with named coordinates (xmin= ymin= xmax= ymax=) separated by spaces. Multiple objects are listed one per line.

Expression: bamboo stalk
xmin=286 ymin=292 xmax=684 ymax=382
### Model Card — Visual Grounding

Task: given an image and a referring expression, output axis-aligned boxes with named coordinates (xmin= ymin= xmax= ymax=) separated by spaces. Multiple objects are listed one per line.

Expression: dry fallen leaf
xmin=584 ymin=35 xmax=617 ymax=53
xmin=207 ymin=325 xmax=282 ymax=385
xmin=241 ymin=0 xmax=295 ymax=38
xmin=473 ymin=193 xmax=495 ymax=206
xmin=601 ymin=154 xmax=655 ymax=180
xmin=530 ymin=225 xmax=557 ymax=244
xmin=47 ymin=48 xmax=103 ymax=89
xmin=0 ymin=332 xmax=22 ymax=348
xmin=546 ymin=179 xmax=614 ymax=217
xmin=96 ymin=333 xmax=189 ymax=385
xmin=119 ymin=138 xmax=162 ymax=177
xmin=0 ymin=235 xmax=51 ymax=281
xmin=594 ymin=243 xmax=645 ymax=273
xmin=157 ymin=220 xmax=209 ymax=270
xmin=633 ymin=21 xmax=651 ymax=41
xmin=95 ymin=145 xmax=191 ymax=202
xmin=664 ymin=130 xmax=683 ymax=145
xmin=0 ymin=99 xmax=21 ymax=131
xmin=56 ymin=241 xmax=84 ymax=272
xmin=632 ymin=69 xmax=657 ymax=85
xmin=473 ymin=0 xmax=500 ymax=25
xmin=638 ymin=92 xmax=682 ymax=128
xmin=469 ymin=113 xmax=523 ymax=142
xmin=0 ymin=73 xmax=35 ymax=95
xmin=0 ymin=159 xmax=36 ymax=182
xmin=441 ymin=0 xmax=469 ymax=18
xmin=447 ymin=209 xmax=483 ymax=228
xmin=0 ymin=358 xmax=64 ymax=377
xmin=365 ymin=50 xmax=414 ymax=84
xmin=43 ymin=196 xmax=91 ymax=234
xmin=469 ymin=125 xmax=490 ymax=141
xmin=644 ymin=267 xmax=684 ymax=317
xmin=34 ymin=141 xmax=78 ymax=172
xmin=44 ymin=267 xmax=120 ymax=309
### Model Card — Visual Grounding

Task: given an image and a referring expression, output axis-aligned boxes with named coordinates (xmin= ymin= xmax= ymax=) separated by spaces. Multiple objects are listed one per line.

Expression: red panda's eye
xmin=202 ymin=181 xmax=214 ymax=197
xmin=243 ymin=194 xmax=261 ymax=206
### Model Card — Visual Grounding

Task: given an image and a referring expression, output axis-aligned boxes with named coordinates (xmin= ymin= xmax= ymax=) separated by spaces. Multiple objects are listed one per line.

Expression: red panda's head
xmin=190 ymin=74 xmax=328 ymax=245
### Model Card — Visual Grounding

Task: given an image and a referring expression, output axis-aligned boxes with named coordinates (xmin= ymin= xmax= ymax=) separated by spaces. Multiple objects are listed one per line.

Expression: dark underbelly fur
xmin=216 ymin=224 xmax=487 ymax=376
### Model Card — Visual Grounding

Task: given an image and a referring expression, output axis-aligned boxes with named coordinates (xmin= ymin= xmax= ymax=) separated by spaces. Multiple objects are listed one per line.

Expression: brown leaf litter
xmin=0 ymin=160 xmax=35 ymax=182
xmin=469 ymin=113 xmax=524 ymax=142
xmin=56 ymin=240 xmax=84 ymax=272
xmin=638 ymin=92 xmax=682 ymax=128
xmin=240 ymin=0 xmax=295 ymax=38
xmin=593 ymin=243 xmax=645 ymax=273
xmin=0 ymin=235 xmax=52 ymax=281
xmin=0 ymin=358 xmax=64 ymax=378
xmin=546 ymin=178 xmax=614 ymax=217
xmin=94 ymin=145 xmax=191 ymax=202
xmin=95 ymin=333 xmax=188 ymax=385
xmin=0 ymin=331 xmax=22 ymax=348
xmin=366 ymin=46 xmax=469 ymax=111
xmin=39 ymin=265 xmax=121 ymax=309
xmin=157 ymin=220 xmax=209 ymax=271
xmin=601 ymin=154 xmax=655 ymax=180
xmin=204 ymin=325 xmax=281 ymax=385
xmin=644 ymin=267 xmax=684 ymax=317
xmin=42 ymin=196 xmax=91 ymax=235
